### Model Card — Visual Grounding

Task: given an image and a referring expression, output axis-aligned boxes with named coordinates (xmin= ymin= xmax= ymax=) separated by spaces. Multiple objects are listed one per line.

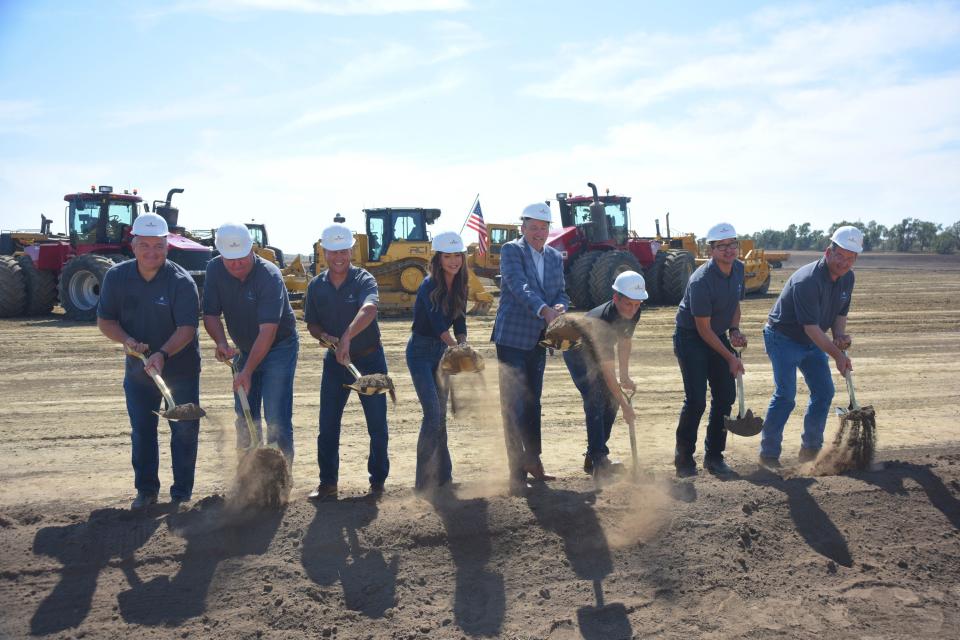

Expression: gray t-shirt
xmin=304 ymin=266 xmax=381 ymax=359
xmin=202 ymin=255 xmax=297 ymax=353
xmin=768 ymin=257 xmax=854 ymax=345
xmin=675 ymin=259 xmax=745 ymax=335
xmin=98 ymin=259 xmax=200 ymax=380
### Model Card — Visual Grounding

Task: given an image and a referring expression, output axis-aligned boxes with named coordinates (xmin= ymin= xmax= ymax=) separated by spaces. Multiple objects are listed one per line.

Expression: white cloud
xmin=164 ymin=0 xmax=469 ymax=16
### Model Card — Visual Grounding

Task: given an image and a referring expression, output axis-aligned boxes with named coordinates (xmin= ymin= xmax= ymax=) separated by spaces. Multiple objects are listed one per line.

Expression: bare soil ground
xmin=1 ymin=251 xmax=959 ymax=639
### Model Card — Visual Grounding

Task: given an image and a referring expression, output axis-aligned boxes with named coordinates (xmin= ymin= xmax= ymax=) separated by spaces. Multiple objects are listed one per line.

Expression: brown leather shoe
xmin=308 ymin=483 xmax=338 ymax=500
xmin=523 ymin=459 xmax=556 ymax=481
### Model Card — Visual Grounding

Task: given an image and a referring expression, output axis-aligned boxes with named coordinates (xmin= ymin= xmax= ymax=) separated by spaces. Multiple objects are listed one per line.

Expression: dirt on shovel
xmin=808 ymin=405 xmax=878 ymax=476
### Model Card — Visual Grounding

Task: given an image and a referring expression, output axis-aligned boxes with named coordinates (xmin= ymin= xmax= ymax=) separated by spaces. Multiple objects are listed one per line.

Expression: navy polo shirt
xmin=98 ymin=259 xmax=200 ymax=379
xmin=304 ymin=266 xmax=381 ymax=358
xmin=768 ymin=257 xmax=854 ymax=345
xmin=676 ymin=259 xmax=745 ymax=335
xmin=411 ymin=276 xmax=468 ymax=339
xmin=582 ymin=300 xmax=641 ymax=363
xmin=202 ymin=255 xmax=296 ymax=353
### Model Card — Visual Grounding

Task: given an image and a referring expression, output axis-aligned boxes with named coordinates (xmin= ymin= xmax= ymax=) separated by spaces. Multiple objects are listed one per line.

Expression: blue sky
xmin=1 ymin=0 xmax=958 ymax=253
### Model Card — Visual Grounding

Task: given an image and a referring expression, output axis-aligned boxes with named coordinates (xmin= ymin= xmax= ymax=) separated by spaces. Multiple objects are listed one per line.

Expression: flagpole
xmin=459 ymin=193 xmax=480 ymax=234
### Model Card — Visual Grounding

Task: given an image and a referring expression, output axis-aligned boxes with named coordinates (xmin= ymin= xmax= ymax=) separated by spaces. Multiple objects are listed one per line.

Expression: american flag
xmin=466 ymin=199 xmax=488 ymax=255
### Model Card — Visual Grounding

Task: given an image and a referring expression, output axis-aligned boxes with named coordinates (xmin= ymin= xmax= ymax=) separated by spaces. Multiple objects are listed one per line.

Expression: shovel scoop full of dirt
xmin=440 ymin=344 xmax=485 ymax=375
xmin=159 ymin=403 xmax=206 ymax=421
xmin=540 ymin=315 xmax=586 ymax=351
xmin=231 ymin=447 xmax=292 ymax=510
xmin=346 ymin=373 xmax=397 ymax=404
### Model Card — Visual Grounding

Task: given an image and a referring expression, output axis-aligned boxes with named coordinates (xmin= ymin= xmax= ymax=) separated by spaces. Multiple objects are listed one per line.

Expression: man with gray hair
xmin=97 ymin=213 xmax=202 ymax=509
xmin=759 ymin=225 xmax=863 ymax=468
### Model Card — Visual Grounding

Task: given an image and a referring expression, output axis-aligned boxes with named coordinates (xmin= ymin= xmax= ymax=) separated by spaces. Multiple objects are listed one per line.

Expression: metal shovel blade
xmin=724 ymin=409 xmax=765 ymax=437
xmin=126 ymin=348 xmax=205 ymax=421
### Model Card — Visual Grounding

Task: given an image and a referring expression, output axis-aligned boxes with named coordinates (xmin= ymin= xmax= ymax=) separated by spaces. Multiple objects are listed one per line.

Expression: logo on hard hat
xmin=334 ymin=234 xmax=345 ymax=241
xmin=229 ymin=241 xmax=240 ymax=248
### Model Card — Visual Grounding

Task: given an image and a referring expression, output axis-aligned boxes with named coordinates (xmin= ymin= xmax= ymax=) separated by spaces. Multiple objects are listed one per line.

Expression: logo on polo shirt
xmin=346 ymin=294 xmax=356 ymax=303
xmin=841 ymin=292 xmax=849 ymax=300
xmin=155 ymin=295 xmax=169 ymax=306
xmin=246 ymin=291 xmax=257 ymax=302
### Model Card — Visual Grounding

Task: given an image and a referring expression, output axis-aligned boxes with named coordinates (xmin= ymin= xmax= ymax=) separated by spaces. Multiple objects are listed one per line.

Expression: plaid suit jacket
xmin=492 ymin=236 xmax=570 ymax=350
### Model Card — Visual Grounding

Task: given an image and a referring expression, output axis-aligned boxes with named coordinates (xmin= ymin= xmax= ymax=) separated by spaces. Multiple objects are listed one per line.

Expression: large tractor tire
xmin=660 ymin=250 xmax=696 ymax=305
xmin=643 ymin=250 xmax=667 ymax=304
xmin=589 ymin=250 xmax=643 ymax=307
xmin=567 ymin=251 xmax=602 ymax=309
xmin=16 ymin=255 xmax=57 ymax=316
xmin=0 ymin=255 xmax=26 ymax=318
xmin=59 ymin=254 xmax=114 ymax=321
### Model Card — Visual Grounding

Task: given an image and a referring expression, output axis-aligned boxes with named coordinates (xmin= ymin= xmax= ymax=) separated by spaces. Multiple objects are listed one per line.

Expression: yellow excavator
xmin=467 ymin=222 xmax=519 ymax=284
xmin=313 ymin=208 xmax=494 ymax=315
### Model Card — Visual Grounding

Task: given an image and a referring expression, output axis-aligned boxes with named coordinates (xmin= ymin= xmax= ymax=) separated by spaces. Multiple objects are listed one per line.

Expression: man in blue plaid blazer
xmin=492 ymin=202 xmax=570 ymax=494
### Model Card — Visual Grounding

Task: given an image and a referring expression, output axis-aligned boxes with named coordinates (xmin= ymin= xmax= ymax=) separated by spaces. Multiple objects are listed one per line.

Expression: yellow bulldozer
xmin=466 ymin=222 xmax=519 ymax=283
xmin=313 ymin=208 xmax=494 ymax=315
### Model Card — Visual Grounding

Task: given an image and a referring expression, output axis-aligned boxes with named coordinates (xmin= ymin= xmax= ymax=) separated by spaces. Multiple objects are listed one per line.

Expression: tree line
xmin=745 ymin=218 xmax=960 ymax=254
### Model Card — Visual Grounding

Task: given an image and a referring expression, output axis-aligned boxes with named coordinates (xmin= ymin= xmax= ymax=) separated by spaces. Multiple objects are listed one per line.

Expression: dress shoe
xmin=131 ymin=493 xmax=158 ymax=510
xmin=704 ymin=456 xmax=735 ymax=476
xmin=523 ymin=459 xmax=555 ymax=481
xmin=583 ymin=454 xmax=593 ymax=475
xmin=798 ymin=447 xmax=820 ymax=463
xmin=308 ymin=483 xmax=338 ymax=500
xmin=758 ymin=456 xmax=782 ymax=470
xmin=674 ymin=455 xmax=697 ymax=478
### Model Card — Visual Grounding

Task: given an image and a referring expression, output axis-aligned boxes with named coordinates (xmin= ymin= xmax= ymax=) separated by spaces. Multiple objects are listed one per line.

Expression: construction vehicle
xmin=655 ymin=219 xmax=772 ymax=295
xmin=546 ymin=183 xmax=696 ymax=309
xmin=0 ymin=186 xmax=213 ymax=320
xmin=467 ymin=223 xmax=519 ymax=281
xmin=189 ymin=222 xmax=310 ymax=306
xmin=313 ymin=207 xmax=495 ymax=315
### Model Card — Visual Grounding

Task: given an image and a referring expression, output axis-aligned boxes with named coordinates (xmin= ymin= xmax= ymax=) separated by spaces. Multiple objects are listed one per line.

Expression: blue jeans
xmin=673 ymin=327 xmax=736 ymax=459
xmin=317 ymin=346 xmax=389 ymax=485
xmin=760 ymin=326 xmax=835 ymax=458
xmin=563 ymin=348 xmax=618 ymax=462
xmin=496 ymin=343 xmax=546 ymax=482
xmin=406 ymin=334 xmax=452 ymax=490
xmin=233 ymin=334 xmax=299 ymax=462
xmin=123 ymin=370 xmax=200 ymax=500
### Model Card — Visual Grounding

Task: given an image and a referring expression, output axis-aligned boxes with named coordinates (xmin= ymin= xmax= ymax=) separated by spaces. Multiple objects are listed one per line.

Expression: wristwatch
xmin=728 ymin=327 xmax=740 ymax=335
xmin=158 ymin=349 xmax=170 ymax=361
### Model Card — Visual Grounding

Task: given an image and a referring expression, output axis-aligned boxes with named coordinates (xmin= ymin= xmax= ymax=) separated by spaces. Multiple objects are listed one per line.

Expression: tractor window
xmin=392 ymin=212 xmax=426 ymax=242
xmin=247 ymin=226 xmax=265 ymax=247
xmin=106 ymin=202 xmax=135 ymax=242
xmin=368 ymin=215 xmax=386 ymax=261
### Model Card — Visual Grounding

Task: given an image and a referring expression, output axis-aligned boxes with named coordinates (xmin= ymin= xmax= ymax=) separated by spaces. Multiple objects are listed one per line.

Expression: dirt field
xmin=1 ymin=250 xmax=959 ymax=639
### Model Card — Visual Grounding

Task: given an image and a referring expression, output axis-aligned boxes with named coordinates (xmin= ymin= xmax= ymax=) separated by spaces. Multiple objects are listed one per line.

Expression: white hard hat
xmin=215 ymin=222 xmax=254 ymax=259
xmin=612 ymin=270 xmax=649 ymax=301
xmin=321 ymin=223 xmax=356 ymax=252
xmin=830 ymin=225 xmax=864 ymax=253
xmin=432 ymin=231 xmax=465 ymax=253
xmin=705 ymin=222 xmax=737 ymax=243
xmin=131 ymin=213 xmax=168 ymax=237
xmin=521 ymin=202 xmax=552 ymax=223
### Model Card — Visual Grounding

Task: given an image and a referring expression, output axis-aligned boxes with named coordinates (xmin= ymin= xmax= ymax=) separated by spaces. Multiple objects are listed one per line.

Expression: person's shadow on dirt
xmin=301 ymin=496 xmax=397 ymax=619
xmin=525 ymin=485 xmax=633 ymax=640
xmin=30 ymin=506 xmax=166 ymax=635
xmin=741 ymin=470 xmax=853 ymax=567
xmin=430 ymin=493 xmax=505 ymax=636
xmin=116 ymin=496 xmax=284 ymax=626
xmin=852 ymin=460 xmax=960 ymax=529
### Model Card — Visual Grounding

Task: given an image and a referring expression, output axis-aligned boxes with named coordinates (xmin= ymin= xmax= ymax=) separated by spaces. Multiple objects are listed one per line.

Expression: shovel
xmin=225 ymin=359 xmax=261 ymax=449
xmin=318 ymin=337 xmax=396 ymax=404
xmin=621 ymin=385 xmax=640 ymax=481
xmin=126 ymin=348 xmax=206 ymax=421
xmin=833 ymin=351 xmax=877 ymax=471
xmin=724 ymin=350 xmax=764 ymax=437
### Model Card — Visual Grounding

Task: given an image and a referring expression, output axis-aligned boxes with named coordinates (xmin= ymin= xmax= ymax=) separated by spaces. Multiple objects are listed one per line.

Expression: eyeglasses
xmin=713 ymin=242 xmax=739 ymax=252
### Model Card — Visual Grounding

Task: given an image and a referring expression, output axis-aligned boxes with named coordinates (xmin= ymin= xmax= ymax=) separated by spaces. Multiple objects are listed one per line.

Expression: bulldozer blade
xmin=724 ymin=409 xmax=764 ymax=437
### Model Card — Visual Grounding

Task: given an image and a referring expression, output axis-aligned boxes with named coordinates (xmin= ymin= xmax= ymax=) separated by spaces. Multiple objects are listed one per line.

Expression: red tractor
xmin=547 ymin=182 xmax=695 ymax=308
xmin=0 ymin=185 xmax=213 ymax=320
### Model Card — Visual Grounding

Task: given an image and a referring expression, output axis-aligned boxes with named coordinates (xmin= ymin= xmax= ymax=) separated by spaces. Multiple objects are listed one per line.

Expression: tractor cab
xmin=65 ymin=186 xmax=142 ymax=252
xmin=555 ymin=190 xmax=631 ymax=247
xmin=364 ymin=207 xmax=438 ymax=262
